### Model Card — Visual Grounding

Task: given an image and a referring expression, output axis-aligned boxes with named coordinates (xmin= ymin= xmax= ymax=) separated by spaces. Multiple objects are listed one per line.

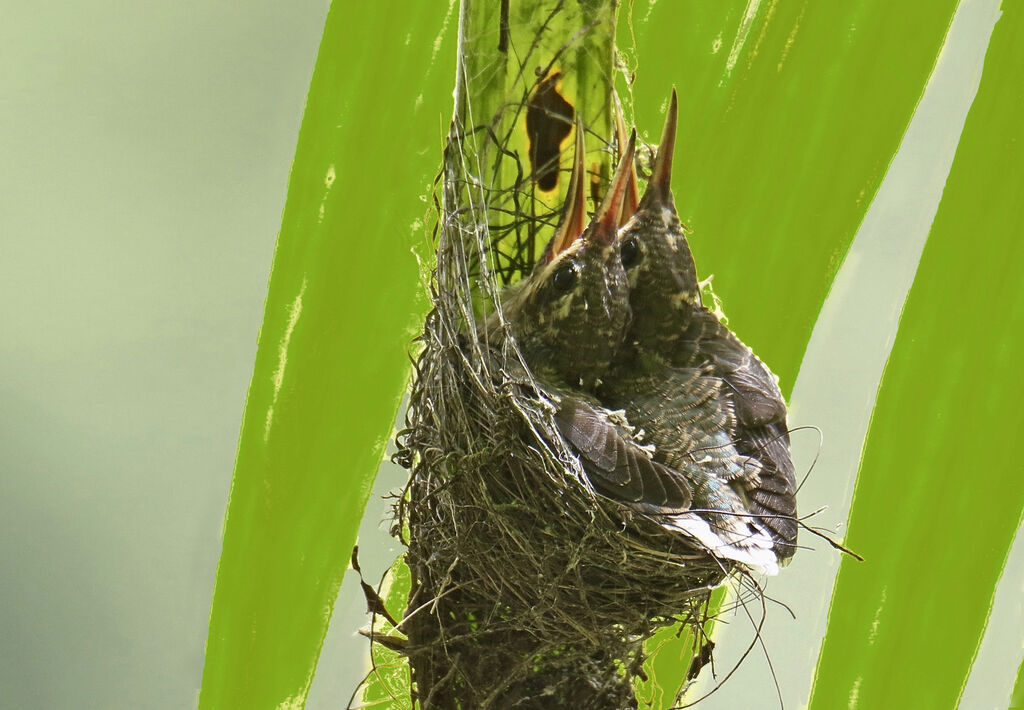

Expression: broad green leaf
xmin=197 ymin=4 xmax=454 ymax=708
xmin=620 ymin=2 xmax=958 ymax=700
xmin=809 ymin=4 xmax=1024 ymax=708
xmin=621 ymin=0 xmax=957 ymax=387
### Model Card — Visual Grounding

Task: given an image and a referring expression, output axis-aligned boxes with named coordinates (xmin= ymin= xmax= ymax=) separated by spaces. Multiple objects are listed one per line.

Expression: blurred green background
xmin=0 ymin=2 xmax=330 ymax=707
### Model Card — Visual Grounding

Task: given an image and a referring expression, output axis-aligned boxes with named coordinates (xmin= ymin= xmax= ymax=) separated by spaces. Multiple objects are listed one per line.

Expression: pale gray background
xmin=1 ymin=3 xmax=337 ymax=708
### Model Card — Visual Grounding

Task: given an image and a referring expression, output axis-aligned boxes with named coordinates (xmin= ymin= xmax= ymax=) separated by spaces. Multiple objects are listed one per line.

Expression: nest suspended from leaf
xmin=381 ymin=104 xmax=765 ymax=710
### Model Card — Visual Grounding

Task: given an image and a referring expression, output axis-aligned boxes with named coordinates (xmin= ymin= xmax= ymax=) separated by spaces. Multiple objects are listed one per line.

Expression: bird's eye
xmin=620 ymin=236 xmax=641 ymax=268
xmin=551 ymin=262 xmax=578 ymax=293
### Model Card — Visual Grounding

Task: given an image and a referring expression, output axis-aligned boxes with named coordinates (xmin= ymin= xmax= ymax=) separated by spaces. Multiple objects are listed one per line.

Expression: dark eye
xmin=620 ymin=236 xmax=641 ymax=268
xmin=551 ymin=262 xmax=578 ymax=293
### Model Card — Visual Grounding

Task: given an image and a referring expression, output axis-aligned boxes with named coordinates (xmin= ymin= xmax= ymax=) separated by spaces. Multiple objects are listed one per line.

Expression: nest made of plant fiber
xmin=384 ymin=116 xmax=760 ymax=709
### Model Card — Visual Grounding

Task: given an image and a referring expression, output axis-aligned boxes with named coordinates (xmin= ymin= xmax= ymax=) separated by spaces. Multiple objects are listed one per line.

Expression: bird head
xmin=616 ymin=90 xmax=701 ymax=353
xmin=501 ymin=122 xmax=637 ymax=390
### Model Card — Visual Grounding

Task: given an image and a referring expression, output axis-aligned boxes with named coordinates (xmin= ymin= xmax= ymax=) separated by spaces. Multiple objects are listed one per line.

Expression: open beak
xmin=614 ymin=95 xmax=640 ymax=226
xmin=544 ymin=118 xmax=588 ymax=262
xmin=638 ymin=88 xmax=678 ymax=211
xmin=587 ymin=129 xmax=637 ymax=247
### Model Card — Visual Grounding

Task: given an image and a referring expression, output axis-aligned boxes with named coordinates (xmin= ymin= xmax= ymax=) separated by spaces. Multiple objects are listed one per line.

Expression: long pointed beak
xmin=588 ymin=129 xmax=636 ymax=246
xmin=544 ymin=119 xmax=588 ymax=262
xmin=639 ymin=88 xmax=678 ymax=210
xmin=614 ymin=96 xmax=640 ymax=226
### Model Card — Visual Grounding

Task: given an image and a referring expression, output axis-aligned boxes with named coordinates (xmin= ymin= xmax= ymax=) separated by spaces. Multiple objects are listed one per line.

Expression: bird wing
xmin=736 ymin=424 xmax=799 ymax=557
xmin=678 ymin=307 xmax=799 ymax=559
xmin=606 ymin=365 xmax=736 ymax=470
xmin=599 ymin=363 xmax=781 ymax=574
xmin=678 ymin=307 xmax=786 ymax=427
xmin=555 ymin=390 xmax=779 ymax=574
xmin=552 ymin=393 xmax=693 ymax=514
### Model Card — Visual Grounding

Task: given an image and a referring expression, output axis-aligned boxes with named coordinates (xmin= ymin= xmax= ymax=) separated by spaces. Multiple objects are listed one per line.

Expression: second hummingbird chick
xmin=600 ymin=91 xmax=797 ymax=572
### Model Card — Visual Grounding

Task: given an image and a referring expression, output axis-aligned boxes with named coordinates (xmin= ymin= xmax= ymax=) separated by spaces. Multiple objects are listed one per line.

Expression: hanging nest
xmin=382 ymin=89 xmax=761 ymax=710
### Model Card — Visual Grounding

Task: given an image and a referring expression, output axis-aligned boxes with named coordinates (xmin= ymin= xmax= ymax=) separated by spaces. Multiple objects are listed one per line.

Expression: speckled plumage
xmin=603 ymin=91 xmax=798 ymax=565
xmin=490 ymin=126 xmax=694 ymax=514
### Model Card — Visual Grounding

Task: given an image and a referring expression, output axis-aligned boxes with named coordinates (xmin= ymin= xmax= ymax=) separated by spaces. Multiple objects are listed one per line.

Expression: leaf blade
xmin=197 ymin=4 xmax=454 ymax=708
xmin=809 ymin=4 xmax=1024 ymax=707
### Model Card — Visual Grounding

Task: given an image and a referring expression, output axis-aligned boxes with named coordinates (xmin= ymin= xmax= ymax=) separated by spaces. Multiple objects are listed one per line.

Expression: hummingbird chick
xmin=602 ymin=91 xmax=798 ymax=570
xmin=487 ymin=121 xmax=693 ymax=513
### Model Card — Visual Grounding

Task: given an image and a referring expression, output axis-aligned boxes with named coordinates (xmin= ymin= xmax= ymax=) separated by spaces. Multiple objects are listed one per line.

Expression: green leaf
xmin=620 ymin=2 xmax=959 ymax=700
xmin=622 ymin=0 xmax=958 ymax=388
xmin=360 ymin=555 xmax=413 ymax=709
xmin=1013 ymin=658 xmax=1024 ymax=709
xmin=197 ymin=4 xmax=454 ymax=708
xmin=455 ymin=0 xmax=618 ymax=288
xmin=809 ymin=4 xmax=1024 ymax=707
